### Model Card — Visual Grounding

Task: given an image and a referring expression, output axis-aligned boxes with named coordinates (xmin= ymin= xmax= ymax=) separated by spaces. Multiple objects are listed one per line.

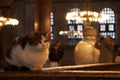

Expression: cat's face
xmin=28 ymin=32 xmax=50 ymax=52
xmin=36 ymin=35 xmax=50 ymax=52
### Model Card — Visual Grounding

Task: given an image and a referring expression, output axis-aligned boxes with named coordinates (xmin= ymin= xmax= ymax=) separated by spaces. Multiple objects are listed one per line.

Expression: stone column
xmin=34 ymin=0 xmax=51 ymax=40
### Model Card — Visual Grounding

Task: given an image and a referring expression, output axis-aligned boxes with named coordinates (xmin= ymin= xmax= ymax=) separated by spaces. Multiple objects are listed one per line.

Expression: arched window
xmin=67 ymin=8 xmax=83 ymax=39
xmin=50 ymin=12 xmax=54 ymax=40
xmin=99 ymin=7 xmax=116 ymax=39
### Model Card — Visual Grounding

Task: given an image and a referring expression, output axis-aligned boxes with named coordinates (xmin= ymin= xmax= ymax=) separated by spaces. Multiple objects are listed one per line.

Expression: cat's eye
xmin=39 ymin=41 xmax=42 ymax=43
xmin=44 ymin=40 xmax=48 ymax=43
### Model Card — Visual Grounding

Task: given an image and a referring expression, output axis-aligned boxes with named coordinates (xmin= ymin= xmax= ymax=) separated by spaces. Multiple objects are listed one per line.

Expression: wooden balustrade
xmin=0 ymin=63 xmax=120 ymax=80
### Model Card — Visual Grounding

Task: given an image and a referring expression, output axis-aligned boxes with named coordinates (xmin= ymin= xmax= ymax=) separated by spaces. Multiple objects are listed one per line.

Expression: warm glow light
xmin=0 ymin=16 xmax=7 ymax=21
xmin=66 ymin=11 xmax=109 ymax=22
xmin=60 ymin=10 xmax=109 ymax=36
xmin=0 ymin=16 xmax=19 ymax=26
xmin=59 ymin=30 xmax=83 ymax=35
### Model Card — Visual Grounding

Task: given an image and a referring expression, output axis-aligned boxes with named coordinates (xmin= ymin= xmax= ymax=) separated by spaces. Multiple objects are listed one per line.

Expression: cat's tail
xmin=5 ymin=57 xmax=15 ymax=66
xmin=0 ymin=57 xmax=13 ymax=71
xmin=4 ymin=57 xmax=16 ymax=71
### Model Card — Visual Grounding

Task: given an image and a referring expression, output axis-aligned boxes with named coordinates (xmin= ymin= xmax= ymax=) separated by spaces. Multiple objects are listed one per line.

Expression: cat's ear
xmin=43 ymin=31 xmax=50 ymax=37
xmin=34 ymin=31 xmax=50 ymax=40
xmin=41 ymin=31 xmax=50 ymax=41
xmin=29 ymin=31 xmax=35 ymax=38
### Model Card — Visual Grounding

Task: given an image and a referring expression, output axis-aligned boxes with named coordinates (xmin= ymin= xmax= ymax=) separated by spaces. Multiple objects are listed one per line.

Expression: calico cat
xmin=5 ymin=32 xmax=50 ymax=71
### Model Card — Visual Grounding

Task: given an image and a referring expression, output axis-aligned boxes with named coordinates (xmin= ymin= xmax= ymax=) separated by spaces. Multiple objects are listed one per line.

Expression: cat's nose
xmin=42 ymin=44 xmax=45 ymax=47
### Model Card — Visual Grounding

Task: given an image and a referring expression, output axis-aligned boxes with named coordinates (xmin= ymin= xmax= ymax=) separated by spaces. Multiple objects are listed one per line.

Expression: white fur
xmin=6 ymin=36 xmax=50 ymax=71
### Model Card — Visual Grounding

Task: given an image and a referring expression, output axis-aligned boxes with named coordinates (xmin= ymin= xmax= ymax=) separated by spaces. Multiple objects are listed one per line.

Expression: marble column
xmin=34 ymin=0 xmax=51 ymax=40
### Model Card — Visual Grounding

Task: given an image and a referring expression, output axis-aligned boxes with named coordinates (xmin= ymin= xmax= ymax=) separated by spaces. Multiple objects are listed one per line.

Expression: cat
xmin=4 ymin=32 xmax=50 ymax=71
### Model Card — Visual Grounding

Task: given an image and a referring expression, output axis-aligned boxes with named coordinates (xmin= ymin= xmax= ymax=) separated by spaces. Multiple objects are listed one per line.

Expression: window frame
xmin=67 ymin=8 xmax=84 ymax=39
xmin=99 ymin=7 xmax=116 ymax=39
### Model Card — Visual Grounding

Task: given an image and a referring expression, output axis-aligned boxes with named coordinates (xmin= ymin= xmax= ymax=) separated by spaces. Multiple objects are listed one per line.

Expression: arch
xmin=99 ymin=7 xmax=116 ymax=39
xmin=67 ymin=8 xmax=83 ymax=39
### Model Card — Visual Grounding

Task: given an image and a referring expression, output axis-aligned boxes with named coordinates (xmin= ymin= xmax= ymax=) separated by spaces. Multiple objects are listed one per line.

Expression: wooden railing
xmin=0 ymin=63 xmax=120 ymax=80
